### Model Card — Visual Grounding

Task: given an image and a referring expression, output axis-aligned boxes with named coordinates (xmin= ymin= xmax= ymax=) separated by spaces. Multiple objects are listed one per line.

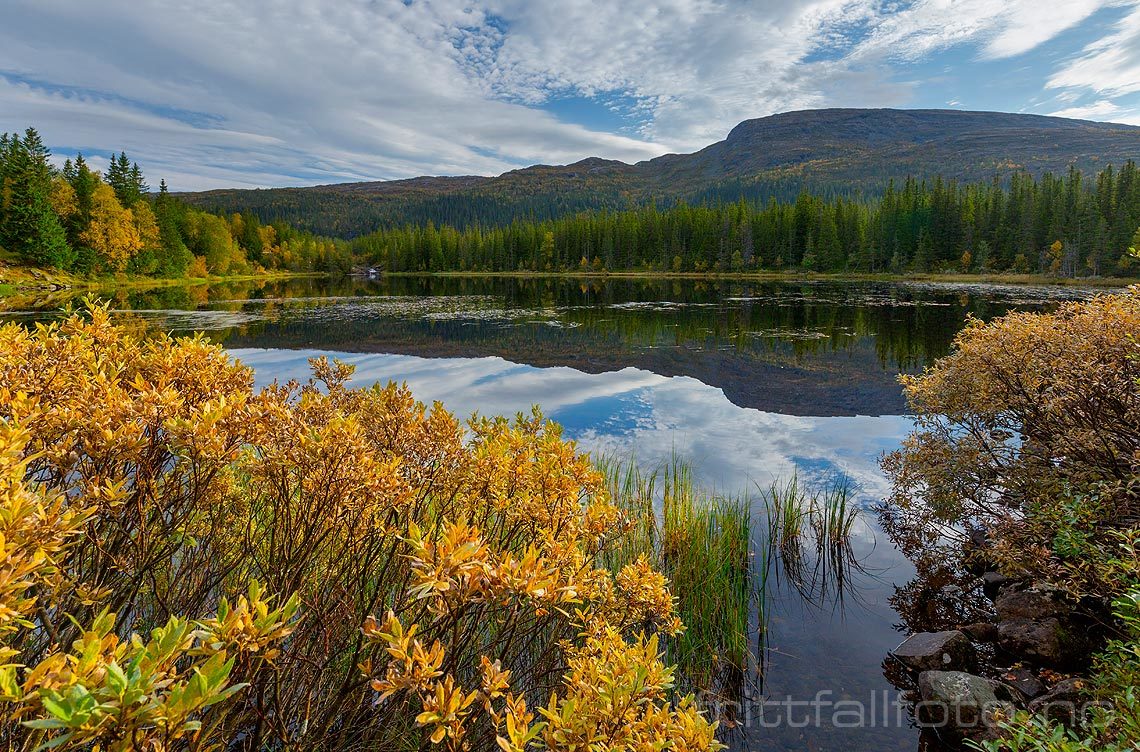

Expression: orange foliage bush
xmin=881 ymin=289 xmax=1140 ymax=594
xmin=0 ymin=304 xmax=720 ymax=751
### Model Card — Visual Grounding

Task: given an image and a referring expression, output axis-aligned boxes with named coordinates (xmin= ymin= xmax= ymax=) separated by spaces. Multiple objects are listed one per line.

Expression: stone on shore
xmin=916 ymin=670 xmax=1017 ymax=743
xmin=994 ymin=585 xmax=1071 ymax=622
xmin=891 ymin=630 xmax=977 ymax=672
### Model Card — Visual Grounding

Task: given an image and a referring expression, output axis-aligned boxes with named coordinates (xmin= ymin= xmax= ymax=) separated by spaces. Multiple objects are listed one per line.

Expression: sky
xmin=3 ymin=0 xmax=1140 ymax=190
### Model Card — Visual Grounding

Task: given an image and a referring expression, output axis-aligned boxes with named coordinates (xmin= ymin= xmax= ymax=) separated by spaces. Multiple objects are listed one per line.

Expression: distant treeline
xmin=188 ymin=174 xmax=845 ymax=239
xmin=352 ymin=165 xmax=1140 ymax=276
xmin=0 ymin=127 xmax=351 ymax=277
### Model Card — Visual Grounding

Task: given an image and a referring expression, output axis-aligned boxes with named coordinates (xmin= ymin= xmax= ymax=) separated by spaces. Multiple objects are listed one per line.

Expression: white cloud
xmin=230 ymin=347 xmax=913 ymax=497
xmin=0 ymin=0 xmax=668 ymax=189
xmin=466 ymin=0 xmax=901 ymax=149
xmin=0 ymin=0 xmax=1134 ymax=189
xmin=1048 ymin=98 xmax=1140 ymax=124
xmin=851 ymin=0 xmax=1113 ymax=62
xmin=1049 ymin=3 xmax=1140 ymax=97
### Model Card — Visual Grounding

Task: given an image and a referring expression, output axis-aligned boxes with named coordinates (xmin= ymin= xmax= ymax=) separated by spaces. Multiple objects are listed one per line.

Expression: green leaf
xmin=39 ymin=694 xmax=72 ymax=722
xmin=201 ymin=682 xmax=248 ymax=708
xmin=105 ymin=661 xmax=128 ymax=694
xmin=22 ymin=719 xmax=67 ymax=730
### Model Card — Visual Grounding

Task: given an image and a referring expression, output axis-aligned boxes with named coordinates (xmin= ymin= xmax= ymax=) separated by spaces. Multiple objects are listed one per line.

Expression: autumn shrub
xmin=0 ymin=304 xmax=721 ymax=751
xmin=882 ymin=289 xmax=1140 ymax=749
xmin=880 ymin=289 xmax=1140 ymax=599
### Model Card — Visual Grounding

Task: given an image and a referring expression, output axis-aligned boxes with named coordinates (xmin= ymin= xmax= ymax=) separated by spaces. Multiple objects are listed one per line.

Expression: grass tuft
xmin=599 ymin=455 xmax=755 ymax=694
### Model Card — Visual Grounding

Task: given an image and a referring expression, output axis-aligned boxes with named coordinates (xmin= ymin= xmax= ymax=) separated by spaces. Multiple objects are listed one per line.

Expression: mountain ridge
xmin=180 ymin=108 xmax=1140 ymax=237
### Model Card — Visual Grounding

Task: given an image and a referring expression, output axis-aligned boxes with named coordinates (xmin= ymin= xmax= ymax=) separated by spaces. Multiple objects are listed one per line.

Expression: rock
xmin=982 ymin=571 xmax=1010 ymax=599
xmin=961 ymin=622 xmax=1000 ymax=643
xmin=892 ymin=630 xmax=977 ymax=672
xmin=998 ymin=618 xmax=1071 ymax=667
xmin=1027 ymin=678 xmax=1088 ymax=726
xmin=997 ymin=668 xmax=1045 ymax=699
xmin=995 ymin=585 xmax=1071 ymax=622
xmin=916 ymin=671 xmax=1016 ymax=743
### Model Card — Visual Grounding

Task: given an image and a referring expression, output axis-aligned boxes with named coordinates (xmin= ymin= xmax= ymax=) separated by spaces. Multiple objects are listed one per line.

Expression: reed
xmin=600 ymin=455 xmax=757 ymax=693
xmin=758 ymin=471 xmax=862 ymax=605
xmin=599 ymin=459 xmax=864 ymax=704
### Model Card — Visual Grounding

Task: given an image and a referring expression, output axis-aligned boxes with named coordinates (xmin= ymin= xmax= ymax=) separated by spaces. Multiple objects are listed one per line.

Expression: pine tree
xmin=153 ymin=179 xmax=192 ymax=277
xmin=128 ymin=162 xmax=149 ymax=203
xmin=64 ymin=153 xmax=97 ymax=248
xmin=239 ymin=211 xmax=264 ymax=263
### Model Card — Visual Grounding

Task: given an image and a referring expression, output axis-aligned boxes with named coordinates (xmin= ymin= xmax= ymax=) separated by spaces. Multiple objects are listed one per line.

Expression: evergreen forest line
xmin=6 ymin=124 xmax=1140 ymax=281
xmin=352 ymin=165 xmax=1140 ymax=277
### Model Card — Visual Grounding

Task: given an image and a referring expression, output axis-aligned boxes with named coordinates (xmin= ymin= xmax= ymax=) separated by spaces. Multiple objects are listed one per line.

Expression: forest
xmin=352 ymin=165 xmax=1140 ymax=277
xmin=0 ymin=128 xmax=352 ymax=279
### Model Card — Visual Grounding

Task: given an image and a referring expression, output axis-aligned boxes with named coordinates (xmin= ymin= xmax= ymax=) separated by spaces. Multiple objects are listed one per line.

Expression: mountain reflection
xmin=233 ymin=347 xmax=914 ymax=496
xmin=0 ymin=275 xmax=1106 ymax=752
xmin=21 ymin=274 xmax=1099 ymax=418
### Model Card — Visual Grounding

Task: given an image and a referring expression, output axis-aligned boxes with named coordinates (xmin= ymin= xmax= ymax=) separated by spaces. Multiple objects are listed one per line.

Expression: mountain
xmin=180 ymin=108 xmax=1140 ymax=237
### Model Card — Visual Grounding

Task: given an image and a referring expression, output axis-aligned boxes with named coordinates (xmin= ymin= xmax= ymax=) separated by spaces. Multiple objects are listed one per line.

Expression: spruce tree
xmin=128 ymin=162 xmax=148 ymax=204
xmin=105 ymin=151 xmax=141 ymax=206
xmin=154 ymin=179 xmax=192 ymax=276
xmin=64 ymin=153 xmax=97 ymax=247
xmin=1 ymin=129 xmax=75 ymax=268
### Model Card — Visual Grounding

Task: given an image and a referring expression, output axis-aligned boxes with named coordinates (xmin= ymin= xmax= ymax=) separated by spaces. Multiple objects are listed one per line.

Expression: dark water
xmin=1 ymin=275 xmax=1109 ymax=751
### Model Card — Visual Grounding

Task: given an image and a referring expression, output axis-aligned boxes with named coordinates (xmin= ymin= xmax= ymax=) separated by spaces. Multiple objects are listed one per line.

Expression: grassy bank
xmin=4 ymin=253 xmax=1135 ymax=300
xmin=0 ymin=265 xmax=327 ymax=292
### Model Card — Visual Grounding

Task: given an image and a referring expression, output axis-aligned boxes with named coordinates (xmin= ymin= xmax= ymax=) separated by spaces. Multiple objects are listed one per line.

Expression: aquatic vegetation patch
xmin=757 ymin=472 xmax=863 ymax=606
xmin=600 ymin=457 xmax=755 ymax=697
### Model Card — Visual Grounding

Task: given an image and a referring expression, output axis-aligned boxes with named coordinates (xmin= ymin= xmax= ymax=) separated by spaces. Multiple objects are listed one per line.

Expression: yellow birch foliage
xmin=79 ymin=181 xmax=140 ymax=270
xmin=0 ymin=418 xmax=90 ymax=668
xmin=131 ymin=198 xmax=161 ymax=252
xmin=48 ymin=177 xmax=78 ymax=222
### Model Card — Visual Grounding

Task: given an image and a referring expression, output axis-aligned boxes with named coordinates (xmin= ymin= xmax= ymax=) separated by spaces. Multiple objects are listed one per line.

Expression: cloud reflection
xmin=231 ymin=347 xmax=913 ymax=504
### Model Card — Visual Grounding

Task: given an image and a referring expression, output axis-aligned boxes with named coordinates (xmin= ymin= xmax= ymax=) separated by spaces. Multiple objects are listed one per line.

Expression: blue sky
xmin=2 ymin=0 xmax=1139 ymax=190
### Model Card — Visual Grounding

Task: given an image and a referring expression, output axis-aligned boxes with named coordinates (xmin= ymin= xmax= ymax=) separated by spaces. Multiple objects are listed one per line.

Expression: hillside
xmin=181 ymin=108 xmax=1140 ymax=237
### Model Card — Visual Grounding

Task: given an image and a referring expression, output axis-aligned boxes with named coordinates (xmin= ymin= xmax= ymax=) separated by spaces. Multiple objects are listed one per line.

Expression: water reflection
xmin=0 ymin=275 xmax=1108 ymax=752
xmin=234 ymin=347 xmax=913 ymax=496
xmin=4 ymin=275 xmax=1105 ymax=417
xmin=233 ymin=345 xmax=920 ymax=751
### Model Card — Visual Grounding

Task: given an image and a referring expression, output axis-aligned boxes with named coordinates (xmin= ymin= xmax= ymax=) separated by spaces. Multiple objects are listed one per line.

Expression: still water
xmin=2 ymin=275 xmax=1108 ymax=751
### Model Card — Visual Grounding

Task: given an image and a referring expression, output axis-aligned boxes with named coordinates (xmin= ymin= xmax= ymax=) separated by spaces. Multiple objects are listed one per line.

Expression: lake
xmin=1 ymin=275 xmax=1109 ymax=751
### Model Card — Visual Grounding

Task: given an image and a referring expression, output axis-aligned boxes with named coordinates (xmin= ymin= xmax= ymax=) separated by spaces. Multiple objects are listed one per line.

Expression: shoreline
xmin=0 ymin=268 xmax=330 ymax=299
xmin=377 ymin=269 xmax=1138 ymax=288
